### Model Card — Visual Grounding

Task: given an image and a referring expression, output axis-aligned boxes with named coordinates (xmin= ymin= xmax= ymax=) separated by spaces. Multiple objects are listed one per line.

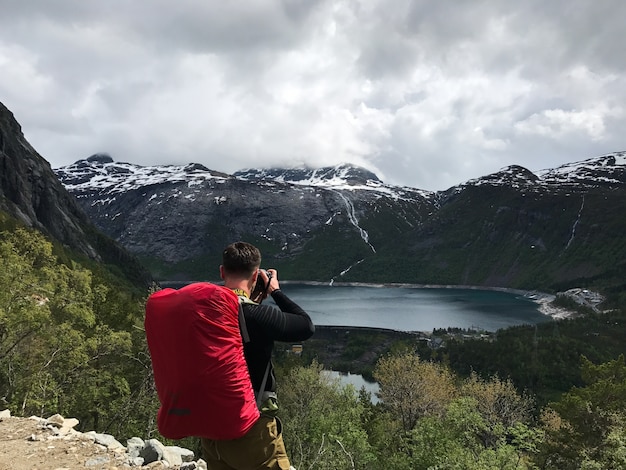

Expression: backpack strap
xmin=256 ymin=360 xmax=271 ymax=409
xmin=238 ymin=302 xmax=250 ymax=344
xmin=237 ymin=298 xmax=271 ymax=408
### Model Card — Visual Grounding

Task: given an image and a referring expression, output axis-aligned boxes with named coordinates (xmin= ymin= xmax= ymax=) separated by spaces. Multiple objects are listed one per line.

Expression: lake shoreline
xmin=280 ymin=280 xmax=576 ymax=320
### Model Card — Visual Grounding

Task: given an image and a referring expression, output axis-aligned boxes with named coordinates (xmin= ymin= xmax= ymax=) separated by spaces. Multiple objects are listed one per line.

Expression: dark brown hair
xmin=222 ymin=242 xmax=261 ymax=278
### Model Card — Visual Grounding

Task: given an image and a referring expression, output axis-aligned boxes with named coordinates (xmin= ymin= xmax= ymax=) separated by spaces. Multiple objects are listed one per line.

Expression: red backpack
xmin=145 ymin=283 xmax=260 ymax=440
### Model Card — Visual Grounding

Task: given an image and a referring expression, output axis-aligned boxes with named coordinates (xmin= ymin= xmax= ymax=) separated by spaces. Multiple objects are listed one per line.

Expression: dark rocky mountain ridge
xmin=54 ymin=154 xmax=435 ymax=280
xmin=0 ymin=102 xmax=99 ymax=259
xmin=53 ymin=150 xmax=626 ymax=295
xmin=0 ymin=102 xmax=152 ymax=288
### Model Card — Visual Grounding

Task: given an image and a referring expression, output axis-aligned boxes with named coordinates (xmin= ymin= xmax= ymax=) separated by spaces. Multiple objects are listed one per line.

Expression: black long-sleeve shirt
xmin=241 ymin=289 xmax=315 ymax=394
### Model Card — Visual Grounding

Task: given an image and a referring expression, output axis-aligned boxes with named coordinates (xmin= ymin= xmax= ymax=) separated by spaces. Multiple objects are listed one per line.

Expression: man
xmin=201 ymin=241 xmax=315 ymax=470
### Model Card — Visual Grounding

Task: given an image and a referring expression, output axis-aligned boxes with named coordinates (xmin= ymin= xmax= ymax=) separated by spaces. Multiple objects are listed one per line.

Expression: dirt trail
xmin=0 ymin=415 xmax=172 ymax=469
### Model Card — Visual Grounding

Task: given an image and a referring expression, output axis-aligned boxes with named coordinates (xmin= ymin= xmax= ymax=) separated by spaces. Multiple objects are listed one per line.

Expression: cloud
xmin=1 ymin=0 xmax=624 ymax=190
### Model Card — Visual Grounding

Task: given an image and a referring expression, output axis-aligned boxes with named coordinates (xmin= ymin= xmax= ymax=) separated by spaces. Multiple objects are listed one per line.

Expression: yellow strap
xmin=232 ymin=288 xmax=248 ymax=298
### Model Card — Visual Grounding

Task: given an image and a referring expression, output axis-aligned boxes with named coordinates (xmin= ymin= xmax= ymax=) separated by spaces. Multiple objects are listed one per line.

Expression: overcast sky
xmin=1 ymin=1 xmax=624 ymax=191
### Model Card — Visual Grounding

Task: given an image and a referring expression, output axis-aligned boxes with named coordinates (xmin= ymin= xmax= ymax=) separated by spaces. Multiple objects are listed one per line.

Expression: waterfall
xmin=335 ymin=191 xmax=376 ymax=252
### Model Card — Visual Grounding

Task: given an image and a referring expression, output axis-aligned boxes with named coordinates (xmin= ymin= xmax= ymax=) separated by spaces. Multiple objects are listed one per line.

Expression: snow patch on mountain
xmin=55 ymin=152 xmax=625 ymax=200
xmin=458 ymin=152 xmax=626 ymax=189
xmin=333 ymin=190 xmax=376 ymax=252
xmin=536 ymin=151 xmax=626 ymax=185
xmin=55 ymin=155 xmax=231 ymax=194
xmin=55 ymin=158 xmax=433 ymax=202
xmin=234 ymin=164 xmax=433 ymax=200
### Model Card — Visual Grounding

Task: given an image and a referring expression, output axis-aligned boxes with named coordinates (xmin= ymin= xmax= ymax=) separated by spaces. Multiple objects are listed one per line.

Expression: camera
xmin=251 ymin=269 xmax=271 ymax=303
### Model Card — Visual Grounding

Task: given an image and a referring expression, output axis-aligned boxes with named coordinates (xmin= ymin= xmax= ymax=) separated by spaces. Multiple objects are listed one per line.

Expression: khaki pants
xmin=201 ymin=416 xmax=291 ymax=470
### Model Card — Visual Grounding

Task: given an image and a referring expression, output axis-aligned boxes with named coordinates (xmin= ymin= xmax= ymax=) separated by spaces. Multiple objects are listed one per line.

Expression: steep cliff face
xmin=0 ymin=102 xmax=152 ymax=287
xmin=0 ymin=102 xmax=100 ymax=259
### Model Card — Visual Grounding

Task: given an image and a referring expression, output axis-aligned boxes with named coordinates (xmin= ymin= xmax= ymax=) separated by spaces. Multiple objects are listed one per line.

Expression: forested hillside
xmin=0 ymin=221 xmax=157 ymax=438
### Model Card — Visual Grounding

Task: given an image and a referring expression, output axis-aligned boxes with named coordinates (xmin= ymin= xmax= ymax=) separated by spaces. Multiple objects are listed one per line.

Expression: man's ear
xmin=219 ymin=265 xmax=225 ymax=280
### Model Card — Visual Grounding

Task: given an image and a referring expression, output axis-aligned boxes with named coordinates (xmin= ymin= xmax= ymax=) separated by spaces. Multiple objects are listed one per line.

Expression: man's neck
xmin=224 ymin=280 xmax=250 ymax=297
xmin=232 ymin=288 xmax=249 ymax=298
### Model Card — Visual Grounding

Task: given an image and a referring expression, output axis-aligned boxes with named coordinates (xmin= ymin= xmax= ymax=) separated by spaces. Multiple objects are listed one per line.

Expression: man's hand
xmin=260 ymin=268 xmax=280 ymax=295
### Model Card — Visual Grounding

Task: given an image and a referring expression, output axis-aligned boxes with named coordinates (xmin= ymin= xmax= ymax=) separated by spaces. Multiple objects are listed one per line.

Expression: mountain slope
xmin=0 ymin=102 xmax=99 ymax=259
xmin=0 ymin=102 xmax=152 ymax=288
xmin=53 ymin=142 xmax=626 ymax=295
xmin=355 ymin=155 xmax=626 ymax=292
xmin=55 ymin=155 xmax=436 ymax=281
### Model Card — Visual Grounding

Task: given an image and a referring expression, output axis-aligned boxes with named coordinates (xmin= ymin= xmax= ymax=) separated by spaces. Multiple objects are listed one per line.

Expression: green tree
xmin=0 ymin=228 xmax=57 ymax=411
xmin=373 ymin=349 xmax=457 ymax=432
xmin=537 ymin=355 xmax=626 ymax=469
xmin=0 ymin=228 xmax=55 ymax=363
xmin=461 ymin=372 xmax=535 ymax=448
xmin=397 ymin=397 xmax=541 ymax=469
xmin=279 ymin=361 xmax=375 ymax=469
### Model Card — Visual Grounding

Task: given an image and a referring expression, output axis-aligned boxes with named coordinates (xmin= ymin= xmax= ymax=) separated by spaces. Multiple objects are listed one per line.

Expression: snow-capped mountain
xmin=459 ymin=152 xmax=626 ymax=190
xmin=54 ymin=155 xmax=436 ymax=281
xmin=57 ymin=155 xmax=434 ymax=202
xmin=55 ymin=154 xmax=231 ymax=195
xmin=53 ymin=152 xmax=626 ymax=289
xmin=536 ymin=152 xmax=626 ymax=186
xmin=234 ymin=164 xmax=382 ymax=186
xmin=459 ymin=165 xmax=540 ymax=189
xmin=4 ymin=91 xmax=624 ymax=294
xmin=235 ymin=164 xmax=435 ymax=201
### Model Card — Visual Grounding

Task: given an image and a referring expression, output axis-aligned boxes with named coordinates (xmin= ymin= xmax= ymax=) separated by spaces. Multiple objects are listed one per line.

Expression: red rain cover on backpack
xmin=144 ymin=282 xmax=260 ymax=440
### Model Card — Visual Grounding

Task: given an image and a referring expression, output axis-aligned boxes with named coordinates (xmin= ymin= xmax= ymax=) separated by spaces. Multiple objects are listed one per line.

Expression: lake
xmin=322 ymin=370 xmax=381 ymax=404
xmin=275 ymin=284 xmax=550 ymax=332
xmin=281 ymin=284 xmax=550 ymax=401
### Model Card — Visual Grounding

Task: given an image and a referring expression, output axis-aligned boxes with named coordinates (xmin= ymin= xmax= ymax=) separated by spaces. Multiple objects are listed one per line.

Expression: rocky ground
xmin=0 ymin=410 xmax=202 ymax=470
xmin=531 ymin=287 xmax=605 ymax=319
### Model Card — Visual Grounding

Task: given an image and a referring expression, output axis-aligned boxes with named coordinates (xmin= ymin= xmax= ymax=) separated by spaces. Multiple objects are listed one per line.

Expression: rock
xmin=144 ymin=461 xmax=169 ymax=468
xmin=163 ymin=445 xmax=183 ymax=466
xmin=46 ymin=413 xmax=65 ymax=427
xmin=179 ymin=447 xmax=196 ymax=462
xmin=165 ymin=445 xmax=194 ymax=464
xmin=62 ymin=417 xmax=79 ymax=428
xmin=129 ymin=456 xmax=145 ymax=467
xmin=85 ymin=455 xmax=110 ymax=467
xmin=84 ymin=431 xmax=125 ymax=450
xmin=0 ymin=409 xmax=10 ymax=418
xmin=140 ymin=438 xmax=166 ymax=464
xmin=79 ymin=431 xmax=96 ymax=443
xmin=57 ymin=417 xmax=79 ymax=436
xmin=2 ymin=412 xmax=209 ymax=470
xmin=126 ymin=436 xmax=145 ymax=459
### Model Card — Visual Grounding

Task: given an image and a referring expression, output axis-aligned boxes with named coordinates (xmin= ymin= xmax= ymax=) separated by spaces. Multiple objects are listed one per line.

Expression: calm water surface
xmin=323 ymin=370 xmax=381 ymax=403
xmin=277 ymin=284 xmax=550 ymax=332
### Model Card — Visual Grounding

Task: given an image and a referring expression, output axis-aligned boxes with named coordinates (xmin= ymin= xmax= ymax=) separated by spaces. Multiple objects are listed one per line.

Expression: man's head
xmin=221 ymin=242 xmax=261 ymax=281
